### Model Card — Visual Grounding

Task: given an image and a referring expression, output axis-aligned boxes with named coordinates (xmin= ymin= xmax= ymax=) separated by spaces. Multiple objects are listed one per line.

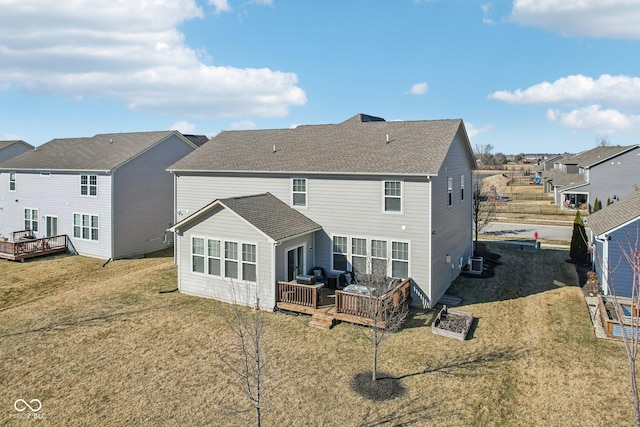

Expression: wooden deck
xmin=276 ymin=277 xmax=412 ymax=329
xmin=0 ymin=234 xmax=69 ymax=261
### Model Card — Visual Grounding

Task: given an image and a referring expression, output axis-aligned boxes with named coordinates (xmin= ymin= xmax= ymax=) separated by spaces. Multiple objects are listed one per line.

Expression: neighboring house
xmin=586 ymin=190 xmax=640 ymax=298
xmin=0 ymin=140 xmax=34 ymax=163
xmin=168 ymin=114 xmax=477 ymax=310
xmin=540 ymin=145 xmax=640 ymax=210
xmin=0 ymin=131 xmax=199 ymax=259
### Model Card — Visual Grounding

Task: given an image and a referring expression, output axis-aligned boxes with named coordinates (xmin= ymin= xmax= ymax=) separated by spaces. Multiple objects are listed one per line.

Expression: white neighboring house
xmin=0 ymin=140 xmax=34 ymax=164
xmin=0 ymin=131 xmax=200 ymax=259
xmin=168 ymin=114 xmax=477 ymax=310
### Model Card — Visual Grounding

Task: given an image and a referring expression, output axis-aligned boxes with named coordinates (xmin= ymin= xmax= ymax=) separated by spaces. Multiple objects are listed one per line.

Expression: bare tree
xmin=215 ymin=284 xmax=268 ymax=427
xmin=474 ymin=143 xmax=494 ymax=168
xmin=592 ymin=225 xmax=640 ymax=426
xmin=596 ymin=134 xmax=611 ymax=147
xmin=473 ymin=178 xmax=497 ymax=254
xmin=351 ymin=270 xmax=410 ymax=381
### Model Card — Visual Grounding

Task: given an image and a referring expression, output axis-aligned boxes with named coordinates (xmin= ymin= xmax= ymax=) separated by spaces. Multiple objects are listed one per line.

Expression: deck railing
xmin=12 ymin=230 xmax=35 ymax=241
xmin=0 ymin=235 xmax=68 ymax=260
xmin=276 ymin=281 xmax=318 ymax=309
xmin=335 ymin=277 xmax=412 ymax=320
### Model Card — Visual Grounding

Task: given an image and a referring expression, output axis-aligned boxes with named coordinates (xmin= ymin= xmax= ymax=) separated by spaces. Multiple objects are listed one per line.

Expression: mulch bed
xmin=350 ymin=371 xmax=406 ymax=401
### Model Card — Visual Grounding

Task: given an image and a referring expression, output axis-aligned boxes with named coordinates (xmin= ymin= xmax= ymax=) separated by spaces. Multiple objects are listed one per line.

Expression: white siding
xmin=0 ymin=171 xmax=113 ymax=258
xmin=112 ymin=134 xmax=195 ymax=258
xmin=177 ymin=206 xmax=275 ymax=309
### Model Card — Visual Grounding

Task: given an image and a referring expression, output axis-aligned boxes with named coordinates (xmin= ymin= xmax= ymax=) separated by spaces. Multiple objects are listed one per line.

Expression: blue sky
xmin=1 ymin=0 xmax=640 ymax=154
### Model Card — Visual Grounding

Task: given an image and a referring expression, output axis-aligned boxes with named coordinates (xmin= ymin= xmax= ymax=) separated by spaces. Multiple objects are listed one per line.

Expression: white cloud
xmin=208 ymin=0 xmax=231 ymax=15
xmin=408 ymin=82 xmax=428 ymax=95
xmin=230 ymin=120 xmax=257 ymax=130
xmin=481 ymin=3 xmax=495 ymax=25
xmin=547 ymin=105 xmax=640 ymax=134
xmin=171 ymin=121 xmax=197 ymax=134
xmin=489 ymin=74 xmax=640 ymax=108
xmin=509 ymin=0 xmax=640 ymax=39
xmin=0 ymin=0 xmax=306 ymax=119
xmin=465 ymin=122 xmax=493 ymax=138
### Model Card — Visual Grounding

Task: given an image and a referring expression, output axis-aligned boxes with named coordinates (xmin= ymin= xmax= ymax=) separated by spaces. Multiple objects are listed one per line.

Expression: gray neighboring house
xmin=0 ymin=131 xmax=198 ymax=259
xmin=540 ymin=145 xmax=640 ymax=210
xmin=586 ymin=190 xmax=640 ymax=298
xmin=0 ymin=140 xmax=34 ymax=163
xmin=168 ymin=114 xmax=477 ymax=310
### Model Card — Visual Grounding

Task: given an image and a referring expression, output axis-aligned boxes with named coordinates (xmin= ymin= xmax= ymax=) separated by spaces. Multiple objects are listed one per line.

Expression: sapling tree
xmin=215 ymin=284 xmax=268 ymax=427
xmin=351 ymin=269 xmax=410 ymax=381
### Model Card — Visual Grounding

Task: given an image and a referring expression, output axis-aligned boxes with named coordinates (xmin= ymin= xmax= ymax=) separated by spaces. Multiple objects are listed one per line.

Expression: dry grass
xmin=0 ymin=246 xmax=635 ymax=426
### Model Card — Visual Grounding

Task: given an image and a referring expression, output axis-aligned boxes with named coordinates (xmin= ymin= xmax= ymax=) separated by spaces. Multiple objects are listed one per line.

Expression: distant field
xmin=0 ymin=246 xmax=633 ymax=426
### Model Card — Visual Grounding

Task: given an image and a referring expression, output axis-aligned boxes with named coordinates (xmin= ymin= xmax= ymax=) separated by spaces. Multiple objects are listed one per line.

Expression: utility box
xmin=469 ymin=256 xmax=484 ymax=275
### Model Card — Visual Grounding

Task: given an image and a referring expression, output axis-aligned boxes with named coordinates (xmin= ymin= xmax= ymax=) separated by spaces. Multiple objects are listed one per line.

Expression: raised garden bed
xmin=431 ymin=306 xmax=473 ymax=341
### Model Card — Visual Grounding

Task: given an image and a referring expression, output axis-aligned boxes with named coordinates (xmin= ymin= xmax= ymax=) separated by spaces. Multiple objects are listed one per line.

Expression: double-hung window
xmin=332 ymin=236 xmax=348 ymax=271
xmin=351 ymin=238 xmax=367 ymax=275
xmin=24 ymin=208 xmax=38 ymax=232
xmin=384 ymin=181 xmax=402 ymax=212
xmin=192 ymin=237 xmax=205 ymax=273
xmin=292 ymin=178 xmax=307 ymax=207
xmin=80 ymin=175 xmax=97 ymax=196
xmin=460 ymin=174 xmax=465 ymax=201
xmin=448 ymin=177 xmax=453 ymax=206
xmin=371 ymin=240 xmax=388 ymax=276
xmin=242 ymin=244 xmax=257 ymax=282
xmin=225 ymin=242 xmax=239 ymax=279
xmin=391 ymin=242 xmax=409 ymax=278
xmin=9 ymin=172 xmax=16 ymax=191
xmin=73 ymin=213 xmax=99 ymax=241
xmin=207 ymin=239 xmax=221 ymax=276
xmin=193 ymin=238 xmax=256 ymax=282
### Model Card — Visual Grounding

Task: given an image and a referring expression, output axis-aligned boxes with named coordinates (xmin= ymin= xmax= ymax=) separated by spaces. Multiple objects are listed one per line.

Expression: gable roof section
xmin=0 ymin=140 xmax=34 ymax=150
xmin=168 ymin=114 xmax=473 ymax=176
xmin=586 ymin=190 xmax=640 ymax=236
xmin=170 ymin=193 xmax=321 ymax=242
xmin=569 ymin=145 xmax=639 ymax=168
xmin=0 ymin=131 xmax=195 ymax=172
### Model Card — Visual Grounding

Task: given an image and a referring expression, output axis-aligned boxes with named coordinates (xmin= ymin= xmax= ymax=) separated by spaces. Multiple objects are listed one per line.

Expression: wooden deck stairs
xmin=309 ymin=307 xmax=335 ymax=330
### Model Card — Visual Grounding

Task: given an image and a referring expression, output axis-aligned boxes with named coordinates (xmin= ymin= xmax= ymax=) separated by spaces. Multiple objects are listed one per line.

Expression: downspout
xmin=427 ymin=177 xmax=433 ymax=308
xmin=110 ymin=170 xmax=115 ymax=259
xmin=172 ymin=172 xmax=177 ymax=265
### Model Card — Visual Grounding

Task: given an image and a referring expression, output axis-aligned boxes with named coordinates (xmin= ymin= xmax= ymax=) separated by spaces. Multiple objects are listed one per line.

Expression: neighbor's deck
xmin=0 ymin=234 xmax=69 ymax=261
xmin=276 ymin=277 xmax=412 ymax=329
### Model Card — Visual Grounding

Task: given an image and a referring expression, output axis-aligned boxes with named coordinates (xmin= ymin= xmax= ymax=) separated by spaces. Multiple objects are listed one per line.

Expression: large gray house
xmin=0 ymin=131 xmax=198 ymax=259
xmin=168 ymin=114 xmax=477 ymax=311
xmin=540 ymin=145 xmax=640 ymax=210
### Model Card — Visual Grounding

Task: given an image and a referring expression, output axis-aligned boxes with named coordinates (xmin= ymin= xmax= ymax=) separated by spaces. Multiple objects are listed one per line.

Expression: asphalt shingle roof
xmin=219 ymin=193 xmax=321 ymax=241
xmin=586 ymin=190 xmax=640 ymax=236
xmin=168 ymin=114 xmax=469 ymax=176
xmin=569 ymin=145 xmax=639 ymax=168
xmin=0 ymin=131 xmax=182 ymax=171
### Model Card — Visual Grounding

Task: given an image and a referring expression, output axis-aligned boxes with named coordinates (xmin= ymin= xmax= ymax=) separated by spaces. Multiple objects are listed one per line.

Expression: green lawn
xmin=0 ymin=245 xmax=634 ymax=426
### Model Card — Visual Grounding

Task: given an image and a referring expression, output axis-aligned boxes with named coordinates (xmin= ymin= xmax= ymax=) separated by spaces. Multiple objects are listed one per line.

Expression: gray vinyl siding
xmin=429 ymin=132 xmax=474 ymax=306
xmin=176 ymin=173 xmax=432 ymax=303
xmin=563 ymin=147 xmax=640 ymax=207
xmin=173 ymin=129 xmax=474 ymax=307
xmin=176 ymin=206 xmax=275 ymax=309
xmin=0 ymin=143 xmax=31 ymax=163
xmin=112 ymin=135 xmax=194 ymax=258
xmin=0 ymin=171 xmax=112 ymax=258
xmin=602 ymin=221 xmax=640 ymax=298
